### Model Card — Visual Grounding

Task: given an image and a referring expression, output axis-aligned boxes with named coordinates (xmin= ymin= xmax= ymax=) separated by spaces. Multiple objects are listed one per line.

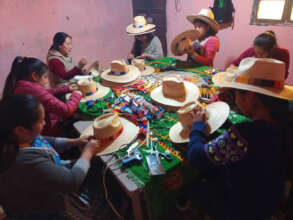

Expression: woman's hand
xmin=72 ymin=90 xmax=83 ymax=96
xmin=81 ymin=139 xmax=102 ymax=161
xmin=67 ymin=135 xmax=92 ymax=147
xmin=78 ymin=58 xmax=88 ymax=69
xmin=191 ymin=106 xmax=207 ymax=123
xmin=128 ymin=54 xmax=134 ymax=60
xmin=136 ymin=53 xmax=149 ymax=59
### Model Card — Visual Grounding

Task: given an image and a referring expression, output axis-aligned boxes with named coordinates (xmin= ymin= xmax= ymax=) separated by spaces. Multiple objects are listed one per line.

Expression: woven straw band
xmin=133 ymin=25 xmax=144 ymax=28
xmin=233 ymin=75 xmax=284 ymax=89
xmin=85 ymin=90 xmax=96 ymax=96
xmin=111 ymin=71 xmax=127 ymax=76
xmin=98 ymin=127 xmax=124 ymax=143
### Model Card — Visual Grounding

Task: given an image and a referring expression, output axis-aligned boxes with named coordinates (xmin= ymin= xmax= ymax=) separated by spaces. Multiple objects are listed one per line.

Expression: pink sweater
xmin=14 ymin=80 xmax=82 ymax=136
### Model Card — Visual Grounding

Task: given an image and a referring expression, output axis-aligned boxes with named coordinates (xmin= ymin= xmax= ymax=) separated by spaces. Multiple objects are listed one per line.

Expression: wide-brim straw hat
xmin=66 ymin=82 xmax=111 ymax=102
xmin=126 ymin=16 xmax=156 ymax=35
xmin=169 ymin=101 xmax=230 ymax=143
xmin=171 ymin=30 xmax=200 ymax=56
xmin=186 ymin=8 xmax=219 ymax=33
xmin=81 ymin=114 xmax=139 ymax=155
xmin=212 ymin=57 xmax=293 ymax=100
xmin=101 ymin=65 xmax=140 ymax=85
xmin=151 ymin=80 xmax=200 ymax=111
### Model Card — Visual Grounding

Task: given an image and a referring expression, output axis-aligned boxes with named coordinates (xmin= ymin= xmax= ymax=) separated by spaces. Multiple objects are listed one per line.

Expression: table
xmin=74 ymin=57 xmax=250 ymax=220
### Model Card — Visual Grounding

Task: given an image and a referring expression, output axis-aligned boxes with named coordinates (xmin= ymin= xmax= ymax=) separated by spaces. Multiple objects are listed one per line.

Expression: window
xmin=251 ymin=0 xmax=293 ymax=26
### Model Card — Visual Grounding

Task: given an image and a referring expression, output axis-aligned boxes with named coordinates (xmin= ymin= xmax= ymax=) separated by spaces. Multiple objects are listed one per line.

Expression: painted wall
xmin=0 ymin=0 xmax=133 ymax=90
xmin=166 ymin=0 xmax=293 ymax=84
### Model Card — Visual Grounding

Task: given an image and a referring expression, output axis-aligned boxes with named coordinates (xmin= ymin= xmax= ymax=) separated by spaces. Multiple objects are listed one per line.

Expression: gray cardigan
xmin=144 ymin=36 xmax=164 ymax=60
xmin=0 ymin=137 xmax=89 ymax=214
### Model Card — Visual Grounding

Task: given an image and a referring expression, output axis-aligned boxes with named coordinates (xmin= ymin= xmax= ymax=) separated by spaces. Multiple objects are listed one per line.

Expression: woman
xmin=186 ymin=58 xmax=292 ymax=219
xmin=185 ymin=8 xmax=220 ymax=66
xmin=230 ymin=31 xmax=290 ymax=79
xmin=127 ymin=16 xmax=164 ymax=61
xmin=3 ymin=56 xmax=82 ymax=136
xmin=47 ymin=32 xmax=88 ymax=87
xmin=0 ymin=94 xmax=101 ymax=219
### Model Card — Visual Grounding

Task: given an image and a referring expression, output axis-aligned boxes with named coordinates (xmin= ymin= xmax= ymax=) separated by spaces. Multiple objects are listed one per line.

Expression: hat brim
xmin=126 ymin=24 xmax=156 ymax=35
xmin=169 ymin=101 xmax=230 ymax=143
xmin=141 ymin=65 xmax=155 ymax=76
xmin=151 ymin=81 xmax=200 ymax=111
xmin=101 ymin=65 xmax=140 ymax=84
xmin=65 ymin=82 xmax=111 ymax=102
xmin=81 ymin=117 xmax=139 ymax=155
xmin=127 ymin=28 xmax=156 ymax=36
xmin=212 ymin=72 xmax=293 ymax=101
xmin=171 ymin=30 xmax=200 ymax=56
xmin=186 ymin=15 xmax=219 ymax=33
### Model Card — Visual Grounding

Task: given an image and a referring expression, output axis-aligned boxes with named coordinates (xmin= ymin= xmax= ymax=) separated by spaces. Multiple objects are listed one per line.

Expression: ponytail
xmin=2 ymin=57 xmax=48 ymax=98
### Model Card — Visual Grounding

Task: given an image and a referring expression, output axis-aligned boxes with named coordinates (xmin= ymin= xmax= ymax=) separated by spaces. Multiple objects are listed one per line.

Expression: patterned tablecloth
xmin=77 ymin=57 xmax=251 ymax=219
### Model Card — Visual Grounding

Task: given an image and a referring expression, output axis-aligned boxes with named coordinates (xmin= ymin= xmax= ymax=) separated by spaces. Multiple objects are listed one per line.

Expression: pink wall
xmin=0 ymin=0 xmax=134 ymax=90
xmin=166 ymin=0 xmax=293 ymax=84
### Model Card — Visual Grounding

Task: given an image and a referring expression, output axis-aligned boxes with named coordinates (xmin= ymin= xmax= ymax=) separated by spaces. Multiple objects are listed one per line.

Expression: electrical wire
xmin=175 ymin=0 xmax=183 ymax=12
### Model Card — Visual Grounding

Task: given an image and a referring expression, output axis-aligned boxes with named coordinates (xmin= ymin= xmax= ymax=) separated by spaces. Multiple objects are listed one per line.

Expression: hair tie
xmin=264 ymin=32 xmax=275 ymax=38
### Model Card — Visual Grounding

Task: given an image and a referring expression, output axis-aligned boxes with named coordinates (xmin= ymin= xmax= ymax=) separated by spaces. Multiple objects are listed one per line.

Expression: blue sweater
xmin=188 ymin=120 xmax=286 ymax=219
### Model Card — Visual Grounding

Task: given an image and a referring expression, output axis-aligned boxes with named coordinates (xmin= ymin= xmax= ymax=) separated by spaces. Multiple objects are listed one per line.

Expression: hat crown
xmin=77 ymin=78 xmax=96 ymax=96
xmin=162 ymin=74 xmax=186 ymax=100
xmin=132 ymin=58 xmax=145 ymax=72
xmin=237 ymin=57 xmax=285 ymax=82
xmin=134 ymin=16 xmax=147 ymax=26
xmin=111 ymin=59 xmax=129 ymax=73
xmin=93 ymin=113 xmax=122 ymax=139
xmin=177 ymin=101 xmax=197 ymax=126
xmin=198 ymin=8 xmax=215 ymax=20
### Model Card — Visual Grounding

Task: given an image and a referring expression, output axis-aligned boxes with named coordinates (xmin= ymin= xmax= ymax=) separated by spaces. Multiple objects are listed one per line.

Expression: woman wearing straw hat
xmin=127 ymin=16 xmax=164 ymax=61
xmin=229 ymin=30 xmax=290 ymax=79
xmin=185 ymin=8 xmax=220 ymax=66
xmin=180 ymin=58 xmax=293 ymax=219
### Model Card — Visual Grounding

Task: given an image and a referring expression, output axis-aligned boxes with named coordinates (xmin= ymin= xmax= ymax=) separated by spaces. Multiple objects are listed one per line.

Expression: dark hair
xmin=0 ymin=94 xmax=41 ymax=172
xmin=193 ymin=19 xmax=217 ymax=37
xmin=253 ymin=30 xmax=277 ymax=52
xmin=50 ymin=32 xmax=72 ymax=51
xmin=132 ymin=33 xmax=155 ymax=57
xmin=3 ymin=57 xmax=48 ymax=98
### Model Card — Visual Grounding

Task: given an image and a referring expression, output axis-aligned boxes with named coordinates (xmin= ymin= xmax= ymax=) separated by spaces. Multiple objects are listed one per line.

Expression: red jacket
xmin=14 ymin=80 xmax=82 ymax=136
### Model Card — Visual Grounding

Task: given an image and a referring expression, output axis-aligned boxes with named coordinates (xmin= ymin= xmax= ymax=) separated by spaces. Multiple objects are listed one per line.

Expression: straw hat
xmin=126 ymin=16 xmax=156 ymax=35
xmin=81 ymin=113 xmax=139 ymax=155
xmin=169 ymin=101 xmax=230 ymax=143
xmin=132 ymin=58 xmax=155 ymax=75
xmin=100 ymin=59 xmax=140 ymax=87
xmin=87 ymin=60 xmax=99 ymax=76
xmin=66 ymin=79 xmax=110 ymax=102
xmin=151 ymin=75 xmax=200 ymax=111
xmin=171 ymin=30 xmax=200 ymax=56
xmin=212 ymin=57 xmax=293 ymax=100
xmin=186 ymin=9 xmax=219 ymax=33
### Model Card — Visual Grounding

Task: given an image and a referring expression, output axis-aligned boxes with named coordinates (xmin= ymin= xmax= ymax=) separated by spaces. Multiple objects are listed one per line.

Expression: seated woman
xmin=127 ymin=16 xmax=164 ymax=61
xmin=47 ymin=32 xmax=88 ymax=87
xmin=230 ymin=31 xmax=290 ymax=79
xmin=0 ymin=94 xmax=101 ymax=219
xmin=2 ymin=56 xmax=82 ymax=136
xmin=186 ymin=58 xmax=290 ymax=219
xmin=185 ymin=8 xmax=220 ymax=66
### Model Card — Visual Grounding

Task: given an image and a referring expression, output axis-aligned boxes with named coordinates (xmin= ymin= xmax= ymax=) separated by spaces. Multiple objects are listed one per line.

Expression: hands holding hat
xmin=191 ymin=106 xmax=208 ymax=124
xmin=78 ymin=58 xmax=88 ymax=71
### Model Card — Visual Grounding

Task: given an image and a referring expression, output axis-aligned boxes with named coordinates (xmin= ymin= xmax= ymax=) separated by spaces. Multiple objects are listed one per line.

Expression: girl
xmin=187 ymin=58 xmax=292 ymax=219
xmin=3 ymin=56 xmax=82 ymax=136
xmin=185 ymin=8 xmax=220 ymax=66
xmin=0 ymin=94 xmax=101 ymax=219
xmin=127 ymin=16 xmax=164 ymax=61
xmin=230 ymin=31 xmax=290 ymax=79
xmin=47 ymin=32 xmax=88 ymax=87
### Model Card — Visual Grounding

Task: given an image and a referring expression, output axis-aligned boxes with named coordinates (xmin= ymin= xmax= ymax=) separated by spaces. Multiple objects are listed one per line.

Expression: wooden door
xmin=132 ymin=0 xmax=167 ymax=56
